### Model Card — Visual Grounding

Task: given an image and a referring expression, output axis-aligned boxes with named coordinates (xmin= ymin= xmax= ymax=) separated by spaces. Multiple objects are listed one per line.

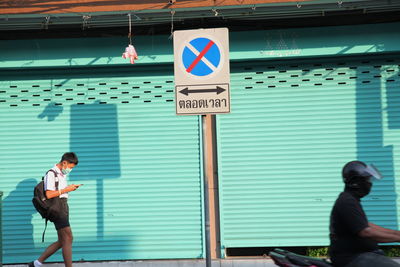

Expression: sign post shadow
xmin=70 ymin=101 xmax=121 ymax=239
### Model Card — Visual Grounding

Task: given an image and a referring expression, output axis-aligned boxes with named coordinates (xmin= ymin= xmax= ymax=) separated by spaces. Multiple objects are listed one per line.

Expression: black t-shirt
xmin=329 ymin=191 xmax=378 ymax=267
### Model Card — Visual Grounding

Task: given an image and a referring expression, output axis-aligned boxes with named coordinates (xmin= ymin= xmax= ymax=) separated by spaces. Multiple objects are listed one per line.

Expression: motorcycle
xmin=269 ymin=248 xmax=333 ymax=267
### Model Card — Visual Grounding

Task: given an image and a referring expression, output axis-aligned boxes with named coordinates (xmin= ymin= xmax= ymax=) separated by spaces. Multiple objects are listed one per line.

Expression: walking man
xmin=30 ymin=152 xmax=82 ymax=267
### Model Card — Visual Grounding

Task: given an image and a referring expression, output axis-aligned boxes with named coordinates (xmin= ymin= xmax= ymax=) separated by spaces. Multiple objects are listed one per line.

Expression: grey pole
xmin=202 ymin=115 xmax=212 ymax=267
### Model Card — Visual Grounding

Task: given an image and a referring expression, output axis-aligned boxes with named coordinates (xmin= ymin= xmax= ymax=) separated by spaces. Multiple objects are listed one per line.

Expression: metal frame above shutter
xmin=217 ymin=54 xmax=400 ymax=255
xmin=0 ymin=65 xmax=205 ymax=263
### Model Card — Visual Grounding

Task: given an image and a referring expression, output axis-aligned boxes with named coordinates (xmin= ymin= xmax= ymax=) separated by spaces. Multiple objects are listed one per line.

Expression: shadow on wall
xmin=2 ymin=175 xmax=134 ymax=263
xmin=386 ymin=68 xmax=400 ymax=130
xmin=355 ymin=66 xmax=398 ymax=228
xmin=69 ymin=101 xmax=121 ymax=239
xmin=3 ymin=179 xmax=37 ymax=260
xmin=37 ymin=102 xmax=64 ymax=121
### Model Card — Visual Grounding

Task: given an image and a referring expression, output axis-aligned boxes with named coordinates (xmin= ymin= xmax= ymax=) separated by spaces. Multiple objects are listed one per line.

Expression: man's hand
xmin=45 ymin=184 xmax=82 ymax=199
xmin=65 ymin=184 xmax=81 ymax=192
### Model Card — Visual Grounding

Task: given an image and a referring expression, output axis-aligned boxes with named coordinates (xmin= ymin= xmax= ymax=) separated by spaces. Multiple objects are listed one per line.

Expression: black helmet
xmin=342 ymin=160 xmax=383 ymax=185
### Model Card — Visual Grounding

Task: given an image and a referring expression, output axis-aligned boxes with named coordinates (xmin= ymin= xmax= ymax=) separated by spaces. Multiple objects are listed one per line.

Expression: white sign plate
xmin=175 ymin=83 xmax=230 ymax=115
xmin=173 ymin=28 xmax=230 ymax=115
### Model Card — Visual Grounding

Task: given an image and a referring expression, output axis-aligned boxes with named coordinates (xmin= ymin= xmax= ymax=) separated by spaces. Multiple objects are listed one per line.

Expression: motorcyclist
xmin=329 ymin=160 xmax=400 ymax=267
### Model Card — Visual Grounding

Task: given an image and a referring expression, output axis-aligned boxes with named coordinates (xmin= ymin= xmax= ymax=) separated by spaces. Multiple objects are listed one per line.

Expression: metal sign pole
xmin=202 ymin=114 xmax=222 ymax=266
xmin=203 ymin=114 xmax=212 ymax=267
xmin=173 ymin=29 xmax=227 ymax=263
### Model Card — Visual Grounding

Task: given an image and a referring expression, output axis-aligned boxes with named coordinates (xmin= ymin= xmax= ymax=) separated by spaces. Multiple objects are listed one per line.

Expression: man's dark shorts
xmin=53 ymin=198 xmax=70 ymax=230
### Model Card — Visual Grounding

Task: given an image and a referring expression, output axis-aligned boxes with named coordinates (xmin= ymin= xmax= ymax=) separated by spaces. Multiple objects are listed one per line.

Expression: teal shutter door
xmin=217 ymin=55 xmax=400 ymax=252
xmin=0 ymin=65 xmax=204 ymax=263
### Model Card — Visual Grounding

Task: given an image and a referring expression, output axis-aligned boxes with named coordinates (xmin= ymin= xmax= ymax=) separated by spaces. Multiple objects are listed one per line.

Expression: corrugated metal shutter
xmin=217 ymin=55 xmax=400 ymax=251
xmin=0 ymin=65 xmax=204 ymax=263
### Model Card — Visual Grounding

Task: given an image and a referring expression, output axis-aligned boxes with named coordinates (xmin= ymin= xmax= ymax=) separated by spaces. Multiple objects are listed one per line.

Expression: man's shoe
xmin=28 ymin=261 xmax=34 ymax=267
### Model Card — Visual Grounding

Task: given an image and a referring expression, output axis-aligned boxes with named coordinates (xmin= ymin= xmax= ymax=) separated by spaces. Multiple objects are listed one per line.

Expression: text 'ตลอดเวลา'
xmin=178 ymin=98 xmax=228 ymax=109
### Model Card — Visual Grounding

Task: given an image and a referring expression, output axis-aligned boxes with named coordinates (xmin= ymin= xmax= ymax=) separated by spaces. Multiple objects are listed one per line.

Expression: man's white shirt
xmin=44 ymin=165 xmax=69 ymax=198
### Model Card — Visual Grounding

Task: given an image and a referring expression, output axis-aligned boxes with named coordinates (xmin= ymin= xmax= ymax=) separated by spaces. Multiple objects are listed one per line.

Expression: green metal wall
xmin=2 ymin=23 xmax=400 ymax=69
xmin=0 ymin=65 xmax=204 ymax=263
xmin=1 ymin=22 xmax=400 ymax=263
xmin=217 ymin=55 xmax=400 ymax=253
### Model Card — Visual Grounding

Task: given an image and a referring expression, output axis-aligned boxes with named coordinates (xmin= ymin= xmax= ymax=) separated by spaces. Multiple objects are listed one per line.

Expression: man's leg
xmin=345 ymin=252 xmax=400 ymax=267
xmin=37 ymin=241 xmax=62 ymax=263
xmin=58 ymin=226 xmax=73 ymax=267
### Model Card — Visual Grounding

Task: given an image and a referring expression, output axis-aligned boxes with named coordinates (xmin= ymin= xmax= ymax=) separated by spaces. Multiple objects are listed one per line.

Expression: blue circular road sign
xmin=182 ymin=37 xmax=221 ymax=77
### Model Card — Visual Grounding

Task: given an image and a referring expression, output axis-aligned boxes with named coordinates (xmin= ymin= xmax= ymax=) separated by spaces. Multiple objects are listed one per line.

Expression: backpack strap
xmin=45 ymin=169 xmax=59 ymax=191
xmin=42 ymin=219 xmax=48 ymax=243
xmin=41 ymin=169 xmax=59 ymax=243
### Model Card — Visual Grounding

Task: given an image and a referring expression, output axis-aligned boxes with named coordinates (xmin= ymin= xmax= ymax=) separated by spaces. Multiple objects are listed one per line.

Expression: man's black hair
xmin=61 ymin=152 xmax=79 ymax=165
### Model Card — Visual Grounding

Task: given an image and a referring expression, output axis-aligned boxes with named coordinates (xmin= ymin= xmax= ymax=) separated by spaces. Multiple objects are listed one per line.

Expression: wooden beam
xmin=1 ymin=0 xmax=308 ymax=15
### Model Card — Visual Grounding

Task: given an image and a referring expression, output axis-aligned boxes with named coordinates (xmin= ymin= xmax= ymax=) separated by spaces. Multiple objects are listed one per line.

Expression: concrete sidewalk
xmin=7 ymin=258 xmax=400 ymax=267
xmin=7 ymin=259 xmax=278 ymax=267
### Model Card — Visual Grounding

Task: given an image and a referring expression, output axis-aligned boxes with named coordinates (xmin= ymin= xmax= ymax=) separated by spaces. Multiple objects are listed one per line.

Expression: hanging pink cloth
xmin=122 ymin=44 xmax=138 ymax=64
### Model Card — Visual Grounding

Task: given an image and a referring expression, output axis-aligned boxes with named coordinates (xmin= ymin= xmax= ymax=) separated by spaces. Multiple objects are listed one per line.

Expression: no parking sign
xmin=174 ymin=28 xmax=230 ymax=115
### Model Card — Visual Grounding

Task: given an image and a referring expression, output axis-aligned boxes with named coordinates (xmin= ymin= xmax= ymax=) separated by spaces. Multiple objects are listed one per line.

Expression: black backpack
xmin=32 ymin=169 xmax=62 ymax=241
